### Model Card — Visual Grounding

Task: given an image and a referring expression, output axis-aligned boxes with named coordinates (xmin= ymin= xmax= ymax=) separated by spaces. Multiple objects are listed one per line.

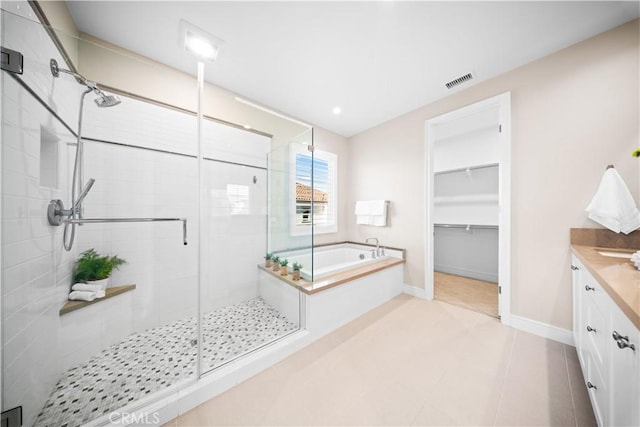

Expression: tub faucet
xmin=366 ymin=237 xmax=380 ymax=257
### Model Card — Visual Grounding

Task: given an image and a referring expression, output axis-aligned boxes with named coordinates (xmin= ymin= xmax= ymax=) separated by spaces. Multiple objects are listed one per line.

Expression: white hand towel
xmin=68 ymin=290 xmax=97 ymax=302
xmin=586 ymin=168 xmax=640 ymax=234
xmin=355 ymin=200 xmax=388 ymax=226
xmin=356 ymin=215 xmax=373 ymax=225
xmin=72 ymin=283 xmax=106 ymax=298
xmin=355 ymin=200 xmax=386 ymax=215
xmin=355 ymin=201 xmax=371 ymax=215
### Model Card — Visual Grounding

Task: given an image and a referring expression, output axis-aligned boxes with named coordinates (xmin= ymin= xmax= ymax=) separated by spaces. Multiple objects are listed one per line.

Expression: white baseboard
xmin=403 ymin=284 xmax=428 ymax=299
xmin=510 ymin=315 xmax=574 ymax=346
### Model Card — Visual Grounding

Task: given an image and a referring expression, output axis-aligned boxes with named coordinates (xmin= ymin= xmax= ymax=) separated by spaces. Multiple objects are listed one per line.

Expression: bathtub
xmin=259 ymin=241 xmax=405 ymax=341
xmin=281 ymin=243 xmax=404 ymax=281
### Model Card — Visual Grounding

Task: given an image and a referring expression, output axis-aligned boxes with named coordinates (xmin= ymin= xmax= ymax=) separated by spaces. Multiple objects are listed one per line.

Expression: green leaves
xmin=73 ymin=248 xmax=126 ymax=282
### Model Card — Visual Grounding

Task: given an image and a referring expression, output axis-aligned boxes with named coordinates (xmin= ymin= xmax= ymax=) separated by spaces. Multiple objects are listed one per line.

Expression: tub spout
xmin=366 ymin=237 xmax=380 ymax=257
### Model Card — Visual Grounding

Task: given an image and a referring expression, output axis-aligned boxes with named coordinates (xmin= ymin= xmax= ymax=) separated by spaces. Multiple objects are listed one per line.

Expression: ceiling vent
xmin=445 ymin=72 xmax=474 ymax=89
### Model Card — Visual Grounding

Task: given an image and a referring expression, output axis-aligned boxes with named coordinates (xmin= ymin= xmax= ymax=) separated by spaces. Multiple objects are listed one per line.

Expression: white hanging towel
xmin=586 ymin=168 xmax=640 ymax=234
xmin=355 ymin=200 xmax=387 ymax=226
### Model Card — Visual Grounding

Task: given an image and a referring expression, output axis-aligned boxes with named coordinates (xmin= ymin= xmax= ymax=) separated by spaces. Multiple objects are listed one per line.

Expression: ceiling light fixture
xmin=180 ymin=19 xmax=223 ymax=62
xmin=332 ymin=106 xmax=342 ymax=115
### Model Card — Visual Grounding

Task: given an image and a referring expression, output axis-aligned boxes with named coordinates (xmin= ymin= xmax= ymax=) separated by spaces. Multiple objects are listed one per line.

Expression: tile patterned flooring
xmin=33 ymin=298 xmax=297 ymax=427
xmin=167 ymin=294 xmax=596 ymax=426
xmin=435 ymin=271 xmax=500 ymax=318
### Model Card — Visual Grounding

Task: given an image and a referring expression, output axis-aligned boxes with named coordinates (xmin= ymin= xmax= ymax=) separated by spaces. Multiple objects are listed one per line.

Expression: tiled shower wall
xmin=80 ymin=93 xmax=270 ymax=324
xmin=2 ymin=2 xmax=270 ymax=424
xmin=1 ymin=3 xmax=82 ymax=424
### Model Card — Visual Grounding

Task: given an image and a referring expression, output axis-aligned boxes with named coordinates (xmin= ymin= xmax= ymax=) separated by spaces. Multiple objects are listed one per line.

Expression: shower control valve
xmin=47 ymin=199 xmax=71 ymax=226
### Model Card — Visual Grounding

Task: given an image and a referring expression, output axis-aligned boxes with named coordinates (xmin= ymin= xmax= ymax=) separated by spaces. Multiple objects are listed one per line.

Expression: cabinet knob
xmin=586 ymin=325 xmax=596 ymax=333
xmin=571 ymin=265 xmax=579 ymax=271
xmin=584 ymin=285 xmax=595 ymax=291
xmin=587 ymin=381 xmax=597 ymax=390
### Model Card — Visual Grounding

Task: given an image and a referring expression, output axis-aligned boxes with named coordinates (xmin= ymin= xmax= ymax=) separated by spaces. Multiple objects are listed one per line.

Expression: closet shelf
xmin=434 ymin=194 xmax=498 ymax=204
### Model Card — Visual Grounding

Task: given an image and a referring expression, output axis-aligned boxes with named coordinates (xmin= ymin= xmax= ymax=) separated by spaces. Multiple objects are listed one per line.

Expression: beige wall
xmin=37 ymin=1 xmax=79 ymax=66
xmin=347 ymin=19 xmax=640 ymax=330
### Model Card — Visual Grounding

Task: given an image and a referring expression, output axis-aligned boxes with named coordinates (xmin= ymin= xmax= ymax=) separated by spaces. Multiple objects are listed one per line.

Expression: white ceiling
xmin=66 ymin=1 xmax=639 ymax=137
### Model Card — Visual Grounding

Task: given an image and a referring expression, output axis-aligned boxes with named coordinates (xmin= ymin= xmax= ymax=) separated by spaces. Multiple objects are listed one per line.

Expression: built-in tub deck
xmin=260 ymin=243 xmax=405 ymax=295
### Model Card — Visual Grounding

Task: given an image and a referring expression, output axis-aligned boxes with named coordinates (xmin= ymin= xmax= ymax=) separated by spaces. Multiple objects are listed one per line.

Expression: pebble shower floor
xmin=33 ymin=297 xmax=298 ymax=427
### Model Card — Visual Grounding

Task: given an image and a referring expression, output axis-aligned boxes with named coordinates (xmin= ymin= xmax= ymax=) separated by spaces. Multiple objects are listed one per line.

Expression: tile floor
xmin=33 ymin=298 xmax=297 ymax=427
xmin=166 ymin=294 xmax=596 ymax=426
xmin=434 ymin=272 xmax=500 ymax=318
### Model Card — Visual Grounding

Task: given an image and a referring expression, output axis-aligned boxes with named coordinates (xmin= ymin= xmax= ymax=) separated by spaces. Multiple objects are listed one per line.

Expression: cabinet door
xmin=608 ymin=307 xmax=640 ymax=426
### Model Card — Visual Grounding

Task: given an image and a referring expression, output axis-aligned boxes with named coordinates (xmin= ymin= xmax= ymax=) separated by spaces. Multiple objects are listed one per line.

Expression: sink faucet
xmin=366 ymin=237 xmax=380 ymax=257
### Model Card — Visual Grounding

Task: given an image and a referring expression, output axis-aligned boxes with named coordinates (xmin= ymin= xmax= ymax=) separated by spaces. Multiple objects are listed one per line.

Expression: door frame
xmin=424 ymin=92 xmax=511 ymax=325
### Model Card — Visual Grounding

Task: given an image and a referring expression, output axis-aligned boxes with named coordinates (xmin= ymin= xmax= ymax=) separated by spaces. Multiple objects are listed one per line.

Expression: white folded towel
xmin=586 ymin=168 xmax=640 ymax=234
xmin=68 ymin=290 xmax=97 ymax=302
xmin=355 ymin=200 xmax=386 ymax=215
xmin=72 ymin=283 xmax=106 ymax=298
xmin=355 ymin=200 xmax=388 ymax=226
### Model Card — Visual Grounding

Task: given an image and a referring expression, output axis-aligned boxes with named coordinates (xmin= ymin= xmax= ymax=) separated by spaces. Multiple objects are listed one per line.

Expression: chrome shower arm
xmin=64 ymin=217 xmax=188 ymax=245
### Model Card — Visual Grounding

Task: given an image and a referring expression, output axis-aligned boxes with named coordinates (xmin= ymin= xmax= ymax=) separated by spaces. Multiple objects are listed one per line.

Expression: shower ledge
xmin=59 ymin=284 xmax=136 ymax=316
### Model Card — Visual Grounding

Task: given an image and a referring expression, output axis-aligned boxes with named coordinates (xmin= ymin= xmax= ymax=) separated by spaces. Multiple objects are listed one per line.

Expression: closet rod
xmin=434 ymin=163 xmax=499 ymax=175
xmin=434 ymin=223 xmax=498 ymax=230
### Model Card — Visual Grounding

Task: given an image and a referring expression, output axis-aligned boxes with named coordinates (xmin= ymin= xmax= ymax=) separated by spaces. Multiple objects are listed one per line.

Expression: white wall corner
xmin=510 ymin=315 xmax=574 ymax=347
xmin=403 ymin=284 xmax=428 ymax=299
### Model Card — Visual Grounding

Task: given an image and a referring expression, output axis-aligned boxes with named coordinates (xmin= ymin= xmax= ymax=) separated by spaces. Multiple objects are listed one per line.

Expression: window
xmin=226 ymin=184 xmax=250 ymax=215
xmin=290 ymin=146 xmax=337 ymax=235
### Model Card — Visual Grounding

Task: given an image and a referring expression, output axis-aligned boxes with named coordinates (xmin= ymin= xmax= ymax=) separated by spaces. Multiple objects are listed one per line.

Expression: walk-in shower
xmin=2 ymin=6 xmax=301 ymax=427
xmin=46 ymin=58 xmax=187 ymax=250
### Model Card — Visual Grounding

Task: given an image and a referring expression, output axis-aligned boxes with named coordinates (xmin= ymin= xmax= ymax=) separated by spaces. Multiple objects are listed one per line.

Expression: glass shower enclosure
xmin=1 ymin=4 xmax=302 ymax=426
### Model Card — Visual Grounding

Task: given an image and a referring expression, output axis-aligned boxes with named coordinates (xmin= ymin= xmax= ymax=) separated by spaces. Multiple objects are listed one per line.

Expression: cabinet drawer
xmin=585 ymin=300 xmax=608 ymax=372
xmin=586 ymin=352 xmax=607 ymax=427
xmin=581 ymin=272 xmax=609 ymax=311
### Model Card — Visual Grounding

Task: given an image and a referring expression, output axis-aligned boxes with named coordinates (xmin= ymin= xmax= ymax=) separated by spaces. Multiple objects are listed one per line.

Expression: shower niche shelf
xmin=59 ymin=284 xmax=136 ymax=316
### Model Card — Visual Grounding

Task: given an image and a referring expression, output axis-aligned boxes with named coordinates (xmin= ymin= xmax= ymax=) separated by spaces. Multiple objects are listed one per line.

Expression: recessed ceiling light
xmin=180 ymin=20 xmax=223 ymax=62
xmin=332 ymin=106 xmax=342 ymax=115
xmin=243 ymin=125 xmax=252 ymax=130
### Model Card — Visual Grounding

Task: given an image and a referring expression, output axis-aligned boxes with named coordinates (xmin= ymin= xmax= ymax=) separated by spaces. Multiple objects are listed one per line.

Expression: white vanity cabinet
xmin=571 ymin=255 xmax=640 ymax=426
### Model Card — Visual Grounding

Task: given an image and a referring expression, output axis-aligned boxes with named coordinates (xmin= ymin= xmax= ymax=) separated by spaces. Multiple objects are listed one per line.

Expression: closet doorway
xmin=424 ymin=92 xmax=511 ymax=323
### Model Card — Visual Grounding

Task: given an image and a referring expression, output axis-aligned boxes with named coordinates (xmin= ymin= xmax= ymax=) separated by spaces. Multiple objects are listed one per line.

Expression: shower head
xmin=50 ymin=58 xmax=120 ymax=108
xmin=95 ymin=94 xmax=121 ymax=108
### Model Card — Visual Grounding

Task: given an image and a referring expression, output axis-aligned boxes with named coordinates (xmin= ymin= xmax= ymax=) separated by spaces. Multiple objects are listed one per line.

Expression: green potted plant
xmin=279 ymin=258 xmax=289 ymax=276
xmin=74 ymin=248 xmax=126 ymax=290
xmin=291 ymin=261 xmax=303 ymax=281
xmin=264 ymin=253 xmax=273 ymax=268
xmin=271 ymin=255 xmax=280 ymax=272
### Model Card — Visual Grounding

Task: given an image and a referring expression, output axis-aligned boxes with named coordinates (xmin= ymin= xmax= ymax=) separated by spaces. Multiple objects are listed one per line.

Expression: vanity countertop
xmin=571 ymin=244 xmax=640 ymax=330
